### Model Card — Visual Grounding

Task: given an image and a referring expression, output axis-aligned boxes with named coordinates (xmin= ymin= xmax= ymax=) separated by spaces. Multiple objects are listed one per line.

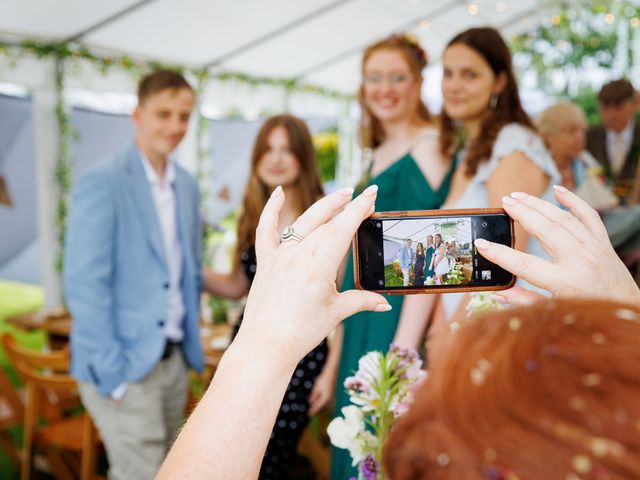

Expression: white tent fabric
xmin=1 ymin=0 xmax=552 ymax=94
xmin=0 ymin=0 xmax=555 ymax=303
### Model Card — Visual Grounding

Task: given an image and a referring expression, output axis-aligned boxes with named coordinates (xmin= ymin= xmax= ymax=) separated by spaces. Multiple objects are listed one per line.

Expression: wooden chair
xmin=1 ymin=333 xmax=100 ymax=480
xmin=0 ymin=366 xmax=24 ymax=468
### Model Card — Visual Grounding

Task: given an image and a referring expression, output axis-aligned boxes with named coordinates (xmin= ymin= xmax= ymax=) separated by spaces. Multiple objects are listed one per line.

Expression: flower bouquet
xmin=327 ymin=344 xmax=427 ymax=479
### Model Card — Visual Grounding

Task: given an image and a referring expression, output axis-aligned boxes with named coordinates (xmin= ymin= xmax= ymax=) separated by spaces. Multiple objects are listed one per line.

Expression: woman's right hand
xmin=475 ymin=186 xmax=640 ymax=308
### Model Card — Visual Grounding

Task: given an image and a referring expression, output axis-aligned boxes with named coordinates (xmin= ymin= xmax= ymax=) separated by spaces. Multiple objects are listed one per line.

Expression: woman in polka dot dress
xmin=204 ymin=114 xmax=330 ymax=479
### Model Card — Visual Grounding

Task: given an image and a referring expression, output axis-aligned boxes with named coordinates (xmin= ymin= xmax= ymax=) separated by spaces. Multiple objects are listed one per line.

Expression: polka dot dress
xmin=238 ymin=247 xmax=328 ymax=480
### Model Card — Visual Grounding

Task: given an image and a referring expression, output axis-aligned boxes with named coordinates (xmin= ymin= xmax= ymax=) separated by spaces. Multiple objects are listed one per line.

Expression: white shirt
xmin=606 ymin=119 xmax=635 ymax=176
xmin=140 ymin=153 xmax=186 ymax=343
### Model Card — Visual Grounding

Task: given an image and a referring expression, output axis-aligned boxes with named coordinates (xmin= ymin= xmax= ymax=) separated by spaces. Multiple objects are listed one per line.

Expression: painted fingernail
xmin=337 ymin=187 xmax=354 ymax=197
xmin=511 ymin=191 xmax=528 ymax=199
xmin=502 ymin=196 xmax=518 ymax=206
xmin=474 ymin=238 xmax=489 ymax=249
xmin=373 ymin=303 xmax=392 ymax=312
xmin=553 ymin=184 xmax=568 ymax=193
xmin=270 ymin=186 xmax=282 ymax=198
xmin=362 ymin=184 xmax=379 ymax=196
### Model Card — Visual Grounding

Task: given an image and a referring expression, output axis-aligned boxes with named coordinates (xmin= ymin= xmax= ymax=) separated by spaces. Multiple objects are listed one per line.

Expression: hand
xmin=475 ymin=186 xmax=640 ymax=308
xmin=234 ymin=185 xmax=391 ymax=368
xmin=308 ymin=369 xmax=336 ymax=416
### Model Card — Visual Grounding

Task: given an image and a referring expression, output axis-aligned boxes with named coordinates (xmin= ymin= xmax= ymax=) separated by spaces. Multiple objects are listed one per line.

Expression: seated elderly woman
xmin=538 ymin=102 xmax=640 ymax=276
xmin=157 ymin=186 xmax=640 ymax=479
xmin=536 ymin=102 xmax=619 ymax=210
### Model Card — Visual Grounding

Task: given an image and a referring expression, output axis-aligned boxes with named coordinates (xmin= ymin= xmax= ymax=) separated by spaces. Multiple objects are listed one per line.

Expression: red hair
xmin=384 ymin=299 xmax=640 ymax=479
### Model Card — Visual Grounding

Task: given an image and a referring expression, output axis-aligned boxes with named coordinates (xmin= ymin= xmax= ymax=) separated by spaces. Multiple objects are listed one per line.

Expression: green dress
xmin=331 ymin=153 xmax=453 ymax=480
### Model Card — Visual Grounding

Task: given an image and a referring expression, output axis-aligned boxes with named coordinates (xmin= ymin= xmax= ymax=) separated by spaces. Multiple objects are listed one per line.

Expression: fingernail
xmin=373 ymin=303 xmax=392 ymax=312
xmin=271 ymin=186 xmax=282 ymax=198
xmin=553 ymin=184 xmax=568 ymax=193
xmin=502 ymin=196 xmax=518 ymax=206
xmin=511 ymin=191 xmax=527 ymax=199
xmin=368 ymin=204 xmax=375 ymax=215
xmin=362 ymin=184 xmax=378 ymax=196
xmin=490 ymin=294 xmax=506 ymax=304
xmin=337 ymin=187 xmax=354 ymax=197
xmin=474 ymin=238 xmax=489 ymax=249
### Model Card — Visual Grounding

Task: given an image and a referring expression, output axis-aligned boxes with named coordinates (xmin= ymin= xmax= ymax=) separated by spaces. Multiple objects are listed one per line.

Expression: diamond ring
xmin=281 ymin=225 xmax=304 ymax=243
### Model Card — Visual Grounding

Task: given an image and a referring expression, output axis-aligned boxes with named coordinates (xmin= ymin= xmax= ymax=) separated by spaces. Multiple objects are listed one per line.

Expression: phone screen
xmin=356 ymin=212 xmax=515 ymax=292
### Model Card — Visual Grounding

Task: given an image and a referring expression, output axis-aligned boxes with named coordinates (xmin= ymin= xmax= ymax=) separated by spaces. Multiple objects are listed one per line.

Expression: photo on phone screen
xmin=355 ymin=210 xmax=515 ymax=293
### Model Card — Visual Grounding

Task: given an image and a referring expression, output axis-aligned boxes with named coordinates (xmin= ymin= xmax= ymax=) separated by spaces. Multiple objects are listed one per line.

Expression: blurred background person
xmin=539 ymin=101 xmax=640 ymax=284
xmin=330 ymin=33 xmax=455 ymax=480
xmin=421 ymin=26 xmax=559 ymax=337
xmin=536 ymin=101 xmax=618 ymax=210
xmin=586 ymin=79 xmax=640 ymax=202
xmin=203 ymin=114 xmax=331 ymax=480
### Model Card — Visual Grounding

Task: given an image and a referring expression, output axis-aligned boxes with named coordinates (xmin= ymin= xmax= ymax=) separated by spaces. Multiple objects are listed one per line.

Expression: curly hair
xmin=358 ymin=33 xmax=431 ymax=151
xmin=439 ymin=27 xmax=534 ymax=177
xmin=384 ymin=299 xmax=640 ymax=479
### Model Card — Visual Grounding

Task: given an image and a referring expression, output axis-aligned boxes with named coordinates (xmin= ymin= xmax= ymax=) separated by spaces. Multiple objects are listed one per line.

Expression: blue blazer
xmin=399 ymin=246 xmax=414 ymax=270
xmin=64 ymin=143 xmax=204 ymax=396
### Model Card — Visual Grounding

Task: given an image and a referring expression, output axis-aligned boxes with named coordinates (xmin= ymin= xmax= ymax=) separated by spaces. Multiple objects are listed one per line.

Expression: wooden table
xmin=6 ymin=309 xmax=232 ymax=368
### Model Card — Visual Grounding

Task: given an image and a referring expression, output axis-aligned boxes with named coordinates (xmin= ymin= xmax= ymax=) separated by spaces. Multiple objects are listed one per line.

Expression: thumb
xmin=491 ymin=285 xmax=547 ymax=308
xmin=335 ymin=290 xmax=392 ymax=320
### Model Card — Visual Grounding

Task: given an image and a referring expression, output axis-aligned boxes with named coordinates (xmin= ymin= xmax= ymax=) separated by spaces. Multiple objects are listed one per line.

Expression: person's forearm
xmin=202 ymin=269 xmax=248 ymax=299
xmin=157 ymin=338 xmax=296 ymax=480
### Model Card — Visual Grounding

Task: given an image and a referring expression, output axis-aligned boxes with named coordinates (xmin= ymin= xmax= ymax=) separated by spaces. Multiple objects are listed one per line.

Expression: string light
xmin=551 ymin=14 xmax=561 ymax=25
xmin=496 ymin=2 xmax=506 ymax=13
xmin=604 ymin=13 xmax=615 ymax=24
xmin=468 ymin=3 xmax=478 ymax=15
xmin=420 ymin=19 xmax=429 ymax=29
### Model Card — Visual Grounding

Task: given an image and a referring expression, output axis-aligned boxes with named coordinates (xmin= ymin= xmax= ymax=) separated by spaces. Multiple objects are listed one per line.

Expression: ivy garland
xmin=53 ymin=58 xmax=77 ymax=272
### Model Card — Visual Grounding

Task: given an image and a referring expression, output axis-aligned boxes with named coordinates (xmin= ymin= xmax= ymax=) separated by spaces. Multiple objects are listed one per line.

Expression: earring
xmin=490 ymin=94 xmax=499 ymax=109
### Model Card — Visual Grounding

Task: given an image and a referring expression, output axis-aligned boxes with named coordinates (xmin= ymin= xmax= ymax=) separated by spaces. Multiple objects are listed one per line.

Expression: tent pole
xmin=33 ymin=57 xmax=63 ymax=305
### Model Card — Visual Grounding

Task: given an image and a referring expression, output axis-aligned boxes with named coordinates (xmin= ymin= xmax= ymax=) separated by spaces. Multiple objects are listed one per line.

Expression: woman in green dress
xmin=315 ymin=34 xmax=455 ymax=480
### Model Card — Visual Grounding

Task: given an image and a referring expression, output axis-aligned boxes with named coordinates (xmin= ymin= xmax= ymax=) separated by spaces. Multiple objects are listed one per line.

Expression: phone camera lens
xmin=376 ymin=222 xmax=381 ymax=228
xmin=378 ymin=280 xmax=384 ymax=286
xmin=481 ymin=221 xmax=488 ymax=228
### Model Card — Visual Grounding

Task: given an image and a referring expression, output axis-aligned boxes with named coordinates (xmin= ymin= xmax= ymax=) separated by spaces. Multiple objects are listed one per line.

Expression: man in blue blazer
xmin=64 ymin=70 xmax=203 ymax=480
xmin=399 ymin=238 xmax=414 ymax=287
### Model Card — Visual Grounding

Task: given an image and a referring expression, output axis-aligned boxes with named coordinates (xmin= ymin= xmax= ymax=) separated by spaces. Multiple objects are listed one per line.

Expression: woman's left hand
xmin=234 ymin=185 xmax=391 ymax=367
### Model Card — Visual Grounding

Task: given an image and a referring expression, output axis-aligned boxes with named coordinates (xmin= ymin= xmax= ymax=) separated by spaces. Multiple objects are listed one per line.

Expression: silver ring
xmin=281 ymin=225 xmax=304 ymax=243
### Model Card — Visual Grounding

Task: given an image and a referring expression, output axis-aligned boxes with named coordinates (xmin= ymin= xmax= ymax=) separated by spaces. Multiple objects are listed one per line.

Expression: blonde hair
xmin=536 ymin=102 xmax=587 ymax=141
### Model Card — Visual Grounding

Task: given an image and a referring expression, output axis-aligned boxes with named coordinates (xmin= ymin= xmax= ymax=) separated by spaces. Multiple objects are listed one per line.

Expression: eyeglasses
xmin=363 ymin=73 xmax=413 ymax=85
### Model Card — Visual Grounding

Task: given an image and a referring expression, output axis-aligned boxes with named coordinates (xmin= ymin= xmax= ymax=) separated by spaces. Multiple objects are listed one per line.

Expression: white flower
xmin=327 ymin=406 xmax=365 ymax=457
xmin=357 ymin=351 xmax=383 ymax=382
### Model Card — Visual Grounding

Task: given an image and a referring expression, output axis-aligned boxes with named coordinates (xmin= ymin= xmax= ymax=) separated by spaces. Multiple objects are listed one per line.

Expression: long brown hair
xmin=384 ymin=299 xmax=640 ymax=479
xmin=235 ymin=114 xmax=323 ymax=268
xmin=440 ymin=27 xmax=535 ymax=177
xmin=358 ymin=34 xmax=431 ymax=151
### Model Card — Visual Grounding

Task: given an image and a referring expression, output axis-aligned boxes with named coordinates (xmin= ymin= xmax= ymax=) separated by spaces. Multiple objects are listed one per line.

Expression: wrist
xmin=227 ymin=329 xmax=299 ymax=375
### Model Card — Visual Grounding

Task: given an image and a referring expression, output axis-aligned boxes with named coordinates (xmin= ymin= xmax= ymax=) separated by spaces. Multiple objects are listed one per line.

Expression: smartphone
xmin=354 ymin=208 xmax=516 ymax=294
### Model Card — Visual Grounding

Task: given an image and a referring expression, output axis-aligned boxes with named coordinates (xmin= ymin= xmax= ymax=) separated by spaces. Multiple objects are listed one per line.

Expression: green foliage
xmin=511 ymin=3 xmax=640 ymax=96
xmin=444 ymin=263 xmax=465 ymax=285
xmin=384 ymin=263 xmax=403 ymax=287
xmin=313 ymin=129 xmax=339 ymax=183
